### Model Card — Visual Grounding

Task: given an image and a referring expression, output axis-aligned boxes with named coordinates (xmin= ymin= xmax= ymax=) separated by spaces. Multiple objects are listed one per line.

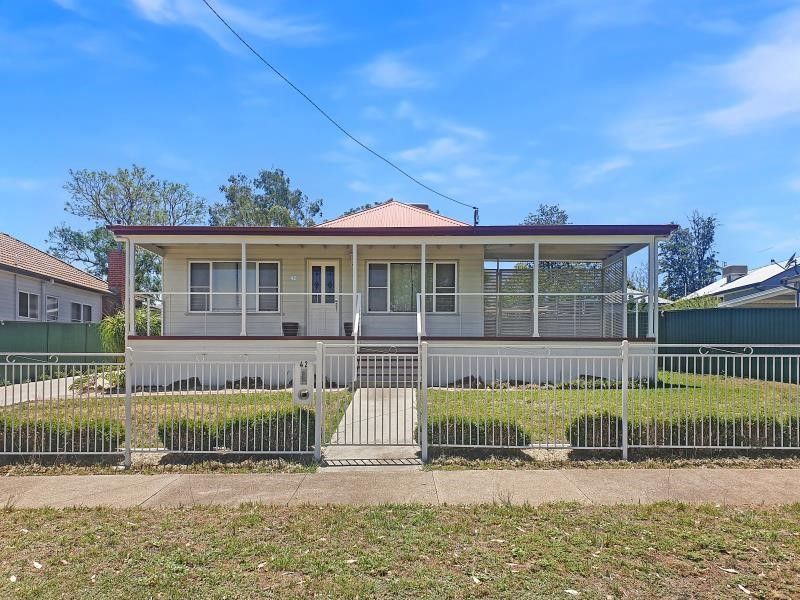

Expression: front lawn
xmin=1 ymin=503 xmax=798 ymax=598
xmin=0 ymin=389 xmax=352 ymax=450
xmin=427 ymin=371 xmax=800 ymax=447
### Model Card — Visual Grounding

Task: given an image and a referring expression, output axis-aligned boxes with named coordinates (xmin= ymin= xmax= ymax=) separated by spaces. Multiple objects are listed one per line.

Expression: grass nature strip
xmin=0 ymin=503 xmax=798 ymax=599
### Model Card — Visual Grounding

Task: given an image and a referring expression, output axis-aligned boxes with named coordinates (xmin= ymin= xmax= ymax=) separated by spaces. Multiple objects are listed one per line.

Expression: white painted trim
xmin=647 ymin=237 xmax=657 ymax=339
xmin=420 ymin=242 xmax=426 ymax=336
xmin=351 ymin=243 xmax=358 ymax=325
xmin=533 ymin=243 xmax=540 ymax=337
xmin=122 ymin=233 xmax=670 ymax=248
xmin=621 ymin=252 xmax=628 ymax=339
xmin=240 ymin=241 xmax=247 ymax=336
xmin=126 ymin=239 xmax=135 ymax=336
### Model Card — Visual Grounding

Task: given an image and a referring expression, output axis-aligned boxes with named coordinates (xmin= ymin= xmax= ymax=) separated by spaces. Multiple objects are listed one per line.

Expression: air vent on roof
xmin=722 ymin=265 xmax=747 ymax=283
xmin=409 ymin=203 xmax=430 ymax=211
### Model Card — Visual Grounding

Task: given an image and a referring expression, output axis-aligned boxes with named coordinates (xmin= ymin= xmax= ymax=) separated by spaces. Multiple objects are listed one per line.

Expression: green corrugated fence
xmin=0 ymin=321 xmax=102 ymax=354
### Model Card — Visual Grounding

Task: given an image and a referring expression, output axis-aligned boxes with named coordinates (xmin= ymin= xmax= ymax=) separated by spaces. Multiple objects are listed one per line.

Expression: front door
xmin=308 ymin=262 xmax=339 ymax=336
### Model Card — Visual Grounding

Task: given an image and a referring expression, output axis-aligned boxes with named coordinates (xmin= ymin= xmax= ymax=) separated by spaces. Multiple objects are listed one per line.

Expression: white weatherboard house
xmin=111 ymin=200 xmax=675 ymax=385
xmin=0 ymin=232 xmax=108 ymax=324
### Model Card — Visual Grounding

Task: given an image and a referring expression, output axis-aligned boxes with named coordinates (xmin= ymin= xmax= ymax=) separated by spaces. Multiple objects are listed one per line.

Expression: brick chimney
xmin=105 ymin=245 xmax=125 ymax=315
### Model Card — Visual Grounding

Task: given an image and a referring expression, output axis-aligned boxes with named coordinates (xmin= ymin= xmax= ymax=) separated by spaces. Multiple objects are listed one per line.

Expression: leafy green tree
xmin=659 ymin=211 xmax=720 ymax=299
xmin=522 ymin=203 xmax=570 ymax=225
xmin=47 ymin=165 xmax=205 ymax=291
xmin=662 ymin=295 xmax=721 ymax=311
xmin=338 ymin=201 xmax=383 ymax=218
xmin=208 ymin=169 xmax=323 ymax=226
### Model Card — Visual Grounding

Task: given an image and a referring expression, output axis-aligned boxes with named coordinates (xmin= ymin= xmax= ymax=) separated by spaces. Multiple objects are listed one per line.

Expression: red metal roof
xmin=0 ymin=232 xmax=110 ymax=294
xmin=316 ymin=199 xmax=469 ymax=228
xmin=110 ymin=224 xmax=678 ymax=237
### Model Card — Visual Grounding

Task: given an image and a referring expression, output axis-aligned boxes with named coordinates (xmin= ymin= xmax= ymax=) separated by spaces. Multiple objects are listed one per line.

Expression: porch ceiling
xmin=483 ymin=243 xmax=646 ymax=261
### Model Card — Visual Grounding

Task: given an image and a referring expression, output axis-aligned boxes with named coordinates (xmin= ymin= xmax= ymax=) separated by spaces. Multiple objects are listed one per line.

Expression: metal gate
xmin=320 ymin=345 xmax=422 ymax=454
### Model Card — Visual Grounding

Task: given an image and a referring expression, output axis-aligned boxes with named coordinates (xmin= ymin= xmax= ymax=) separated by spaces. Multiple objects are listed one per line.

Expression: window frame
xmin=18 ymin=290 xmax=40 ymax=320
xmin=70 ymin=301 xmax=83 ymax=323
xmin=187 ymin=260 xmax=281 ymax=314
xmin=366 ymin=261 xmax=457 ymax=314
xmin=46 ymin=295 xmax=59 ymax=322
xmin=82 ymin=304 xmax=92 ymax=323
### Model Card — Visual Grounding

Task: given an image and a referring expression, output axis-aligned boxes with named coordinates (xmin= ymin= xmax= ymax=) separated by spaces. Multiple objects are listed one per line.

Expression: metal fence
xmin=1 ymin=343 xmax=799 ymax=463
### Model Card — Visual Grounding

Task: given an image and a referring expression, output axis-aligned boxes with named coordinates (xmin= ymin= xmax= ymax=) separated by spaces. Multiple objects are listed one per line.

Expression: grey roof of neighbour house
xmin=684 ymin=263 xmax=788 ymax=300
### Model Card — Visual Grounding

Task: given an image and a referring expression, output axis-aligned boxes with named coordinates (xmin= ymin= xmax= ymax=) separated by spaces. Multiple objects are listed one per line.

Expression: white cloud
xmin=789 ymin=177 xmax=800 ymax=193
xmin=705 ymin=9 xmax=800 ymax=131
xmin=347 ymin=180 xmax=372 ymax=193
xmin=51 ymin=0 xmax=79 ymax=10
xmin=129 ymin=0 xmax=323 ymax=49
xmin=0 ymin=176 xmax=44 ymax=192
xmin=690 ymin=17 xmax=744 ymax=36
xmin=360 ymin=54 xmax=430 ymax=89
xmin=574 ymin=157 xmax=632 ymax=185
xmin=613 ymin=116 xmax=699 ymax=152
xmin=394 ymin=137 xmax=468 ymax=163
xmin=611 ymin=7 xmax=800 ymax=152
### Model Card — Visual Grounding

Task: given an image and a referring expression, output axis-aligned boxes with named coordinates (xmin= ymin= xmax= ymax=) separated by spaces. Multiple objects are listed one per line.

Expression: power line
xmin=200 ymin=0 xmax=479 ymax=224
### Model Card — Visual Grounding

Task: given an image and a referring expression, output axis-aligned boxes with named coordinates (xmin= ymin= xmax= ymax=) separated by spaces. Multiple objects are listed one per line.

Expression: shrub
xmin=224 ymin=408 xmax=315 ymax=452
xmin=427 ymin=418 xmax=531 ymax=447
xmin=156 ymin=408 xmax=315 ymax=453
xmin=566 ymin=414 xmax=800 ymax=448
xmin=158 ymin=418 xmax=218 ymax=451
xmin=99 ymin=307 xmax=161 ymax=352
xmin=0 ymin=418 xmax=124 ymax=453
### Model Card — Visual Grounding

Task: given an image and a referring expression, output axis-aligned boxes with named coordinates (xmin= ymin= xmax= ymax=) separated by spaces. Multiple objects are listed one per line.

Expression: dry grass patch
xmin=0 ymin=503 xmax=798 ymax=598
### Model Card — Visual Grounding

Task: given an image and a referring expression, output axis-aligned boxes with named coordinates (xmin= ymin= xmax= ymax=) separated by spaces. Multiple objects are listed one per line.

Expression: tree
xmin=662 ymin=295 xmax=721 ymax=311
xmin=659 ymin=211 xmax=720 ymax=299
xmin=208 ymin=169 xmax=323 ymax=226
xmin=339 ymin=201 xmax=383 ymax=218
xmin=522 ymin=203 xmax=570 ymax=225
xmin=47 ymin=165 xmax=206 ymax=291
xmin=628 ymin=264 xmax=649 ymax=292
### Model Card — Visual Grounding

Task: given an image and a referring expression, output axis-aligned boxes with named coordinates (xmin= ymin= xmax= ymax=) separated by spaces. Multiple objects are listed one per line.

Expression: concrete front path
xmin=328 ymin=388 xmax=417 ymax=446
xmin=2 ymin=469 xmax=800 ymax=508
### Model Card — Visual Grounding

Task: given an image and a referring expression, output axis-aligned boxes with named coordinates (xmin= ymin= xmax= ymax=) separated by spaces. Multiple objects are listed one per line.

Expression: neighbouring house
xmin=0 ymin=232 xmax=110 ymax=324
xmin=683 ymin=261 xmax=800 ymax=308
xmin=110 ymin=200 xmax=675 ymax=384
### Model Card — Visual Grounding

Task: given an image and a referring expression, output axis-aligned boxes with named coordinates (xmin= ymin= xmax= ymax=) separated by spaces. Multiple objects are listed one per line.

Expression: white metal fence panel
xmin=0 ymin=353 xmax=126 ymax=455
xmin=425 ymin=346 xmax=625 ymax=450
xmin=627 ymin=345 xmax=800 ymax=450
xmin=128 ymin=351 xmax=318 ymax=454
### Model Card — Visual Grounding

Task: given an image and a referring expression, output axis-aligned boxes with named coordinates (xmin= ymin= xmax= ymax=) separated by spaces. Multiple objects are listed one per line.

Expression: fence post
xmin=621 ymin=340 xmax=629 ymax=461
xmin=123 ymin=346 xmax=133 ymax=468
xmin=420 ymin=341 xmax=429 ymax=462
xmin=314 ymin=341 xmax=324 ymax=462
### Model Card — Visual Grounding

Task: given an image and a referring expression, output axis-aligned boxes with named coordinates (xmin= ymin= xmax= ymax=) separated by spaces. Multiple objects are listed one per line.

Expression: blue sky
xmin=2 ymin=0 xmax=800 ymax=269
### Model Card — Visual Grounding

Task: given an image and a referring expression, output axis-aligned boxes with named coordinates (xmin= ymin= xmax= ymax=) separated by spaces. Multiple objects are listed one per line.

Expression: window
xmin=189 ymin=261 xmax=279 ymax=312
xmin=367 ymin=262 xmax=457 ymax=313
xmin=70 ymin=302 xmax=93 ymax=322
xmin=46 ymin=296 xmax=59 ymax=321
xmin=367 ymin=264 xmax=388 ymax=311
xmin=429 ymin=263 xmax=456 ymax=312
xmin=18 ymin=291 xmax=39 ymax=319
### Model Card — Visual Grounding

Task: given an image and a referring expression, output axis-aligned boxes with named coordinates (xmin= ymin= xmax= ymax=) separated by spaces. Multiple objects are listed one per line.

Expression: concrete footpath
xmin=1 ymin=468 xmax=800 ymax=508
